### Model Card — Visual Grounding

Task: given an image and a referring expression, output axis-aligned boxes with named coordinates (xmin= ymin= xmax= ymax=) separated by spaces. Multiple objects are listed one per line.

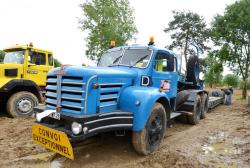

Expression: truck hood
xmin=46 ymin=66 xmax=139 ymax=115
xmin=48 ymin=66 xmax=138 ymax=79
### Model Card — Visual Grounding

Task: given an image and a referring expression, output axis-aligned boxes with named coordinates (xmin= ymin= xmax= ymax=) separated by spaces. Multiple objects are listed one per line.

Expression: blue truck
xmin=32 ymin=39 xmax=224 ymax=159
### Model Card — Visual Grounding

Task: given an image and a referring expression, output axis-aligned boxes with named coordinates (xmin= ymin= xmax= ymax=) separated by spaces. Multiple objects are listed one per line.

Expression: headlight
xmin=71 ymin=122 xmax=82 ymax=135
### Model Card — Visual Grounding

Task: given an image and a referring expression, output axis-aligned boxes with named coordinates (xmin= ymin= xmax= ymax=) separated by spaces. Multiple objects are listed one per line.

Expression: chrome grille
xmin=45 ymin=75 xmax=86 ymax=114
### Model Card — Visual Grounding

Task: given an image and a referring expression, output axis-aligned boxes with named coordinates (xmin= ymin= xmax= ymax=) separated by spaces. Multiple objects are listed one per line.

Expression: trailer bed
xmin=170 ymin=96 xmax=224 ymax=119
xmin=208 ymin=96 xmax=224 ymax=109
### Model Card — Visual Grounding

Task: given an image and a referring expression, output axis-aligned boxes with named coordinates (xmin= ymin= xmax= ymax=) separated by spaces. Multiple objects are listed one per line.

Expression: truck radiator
xmin=99 ymin=83 xmax=124 ymax=113
xmin=45 ymin=75 xmax=86 ymax=114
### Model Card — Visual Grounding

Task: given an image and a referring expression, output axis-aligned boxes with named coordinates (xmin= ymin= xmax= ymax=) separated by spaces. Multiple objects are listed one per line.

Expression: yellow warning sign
xmin=32 ymin=123 xmax=74 ymax=160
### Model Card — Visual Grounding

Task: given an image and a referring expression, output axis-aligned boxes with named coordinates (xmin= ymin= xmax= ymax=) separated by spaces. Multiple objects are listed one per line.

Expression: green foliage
xmin=164 ymin=11 xmax=209 ymax=64
xmin=0 ymin=50 xmax=5 ymax=62
xmin=223 ymin=74 xmax=239 ymax=87
xmin=79 ymin=0 xmax=137 ymax=60
xmin=54 ymin=58 xmax=61 ymax=67
xmin=203 ymin=51 xmax=224 ymax=88
xmin=239 ymin=80 xmax=250 ymax=89
xmin=211 ymin=0 xmax=250 ymax=98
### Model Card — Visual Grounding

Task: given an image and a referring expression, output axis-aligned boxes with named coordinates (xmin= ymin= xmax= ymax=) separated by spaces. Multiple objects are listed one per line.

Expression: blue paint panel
xmin=119 ymin=86 xmax=170 ymax=132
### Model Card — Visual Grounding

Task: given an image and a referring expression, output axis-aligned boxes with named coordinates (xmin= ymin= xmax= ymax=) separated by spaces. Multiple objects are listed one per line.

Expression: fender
xmin=0 ymin=79 xmax=42 ymax=101
xmin=119 ymin=86 xmax=170 ymax=132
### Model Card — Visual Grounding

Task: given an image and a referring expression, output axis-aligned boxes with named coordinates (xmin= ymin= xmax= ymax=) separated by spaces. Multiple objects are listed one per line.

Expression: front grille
xmin=45 ymin=75 xmax=86 ymax=114
xmin=99 ymin=83 xmax=125 ymax=113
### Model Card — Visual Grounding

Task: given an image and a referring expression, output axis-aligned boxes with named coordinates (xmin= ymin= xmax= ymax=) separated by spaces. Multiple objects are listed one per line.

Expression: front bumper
xmin=34 ymin=105 xmax=133 ymax=141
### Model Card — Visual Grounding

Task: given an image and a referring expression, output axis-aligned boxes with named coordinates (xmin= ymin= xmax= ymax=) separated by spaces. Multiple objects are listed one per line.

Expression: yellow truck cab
xmin=0 ymin=43 xmax=54 ymax=117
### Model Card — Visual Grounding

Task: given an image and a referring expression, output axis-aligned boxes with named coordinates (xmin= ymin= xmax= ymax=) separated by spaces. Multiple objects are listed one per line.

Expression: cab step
xmin=170 ymin=111 xmax=193 ymax=119
xmin=170 ymin=112 xmax=181 ymax=119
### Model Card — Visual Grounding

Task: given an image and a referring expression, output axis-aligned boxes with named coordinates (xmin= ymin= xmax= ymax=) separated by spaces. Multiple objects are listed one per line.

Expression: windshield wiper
xmin=131 ymin=55 xmax=149 ymax=67
xmin=108 ymin=55 xmax=123 ymax=67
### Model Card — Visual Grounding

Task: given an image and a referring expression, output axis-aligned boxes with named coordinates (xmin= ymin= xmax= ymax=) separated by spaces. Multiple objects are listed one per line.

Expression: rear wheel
xmin=7 ymin=91 xmax=38 ymax=118
xmin=187 ymin=95 xmax=201 ymax=125
xmin=132 ymin=103 xmax=166 ymax=155
xmin=201 ymin=94 xmax=208 ymax=119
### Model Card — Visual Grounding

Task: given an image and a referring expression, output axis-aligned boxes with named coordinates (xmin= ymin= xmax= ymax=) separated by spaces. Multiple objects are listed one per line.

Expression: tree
xmin=54 ymin=58 xmax=61 ymax=67
xmin=79 ymin=0 xmax=137 ymax=60
xmin=203 ymin=51 xmax=223 ymax=88
xmin=211 ymin=0 xmax=250 ymax=98
xmin=0 ymin=50 xmax=5 ymax=62
xmin=223 ymin=74 xmax=239 ymax=87
xmin=164 ymin=11 xmax=209 ymax=64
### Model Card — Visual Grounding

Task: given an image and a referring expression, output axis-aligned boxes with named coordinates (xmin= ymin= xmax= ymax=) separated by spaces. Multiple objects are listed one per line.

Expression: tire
xmin=186 ymin=56 xmax=199 ymax=85
xmin=200 ymin=94 xmax=208 ymax=119
xmin=132 ymin=103 xmax=166 ymax=155
xmin=176 ymin=90 xmax=190 ymax=110
xmin=187 ymin=95 xmax=201 ymax=125
xmin=6 ymin=91 xmax=38 ymax=118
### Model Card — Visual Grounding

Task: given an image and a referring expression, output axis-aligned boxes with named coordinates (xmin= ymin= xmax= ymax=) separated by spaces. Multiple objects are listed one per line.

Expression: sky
xmin=0 ymin=0 xmax=237 ymax=68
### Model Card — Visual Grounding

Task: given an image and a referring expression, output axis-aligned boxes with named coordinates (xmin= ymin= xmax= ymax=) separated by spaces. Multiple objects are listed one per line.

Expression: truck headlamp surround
xmin=71 ymin=122 xmax=82 ymax=135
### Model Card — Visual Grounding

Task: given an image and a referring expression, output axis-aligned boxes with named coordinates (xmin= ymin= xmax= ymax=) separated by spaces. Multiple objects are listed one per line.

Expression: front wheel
xmin=6 ymin=91 xmax=38 ymax=118
xmin=132 ymin=103 xmax=166 ymax=155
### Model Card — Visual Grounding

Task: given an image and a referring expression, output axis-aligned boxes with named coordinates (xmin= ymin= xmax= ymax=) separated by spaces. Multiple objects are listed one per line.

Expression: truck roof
xmin=107 ymin=44 xmax=177 ymax=57
xmin=3 ymin=44 xmax=53 ymax=54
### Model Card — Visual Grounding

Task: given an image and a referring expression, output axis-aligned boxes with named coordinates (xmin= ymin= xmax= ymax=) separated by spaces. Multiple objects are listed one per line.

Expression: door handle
xmin=43 ymin=71 xmax=48 ymax=73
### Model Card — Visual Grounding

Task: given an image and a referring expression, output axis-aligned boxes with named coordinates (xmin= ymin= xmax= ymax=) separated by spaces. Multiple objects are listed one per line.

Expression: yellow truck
xmin=0 ymin=43 xmax=54 ymax=117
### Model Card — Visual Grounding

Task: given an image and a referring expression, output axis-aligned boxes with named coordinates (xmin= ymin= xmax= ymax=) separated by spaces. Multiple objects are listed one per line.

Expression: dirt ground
xmin=0 ymin=90 xmax=249 ymax=168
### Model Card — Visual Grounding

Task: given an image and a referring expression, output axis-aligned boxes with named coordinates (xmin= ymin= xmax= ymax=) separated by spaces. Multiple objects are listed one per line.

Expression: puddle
xmin=197 ymin=131 xmax=247 ymax=168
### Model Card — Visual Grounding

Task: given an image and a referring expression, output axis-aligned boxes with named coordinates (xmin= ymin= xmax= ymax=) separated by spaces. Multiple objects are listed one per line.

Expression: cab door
xmin=151 ymin=51 xmax=178 ymax=105
xmin=26 ymin=50 xmax=48 ymax=86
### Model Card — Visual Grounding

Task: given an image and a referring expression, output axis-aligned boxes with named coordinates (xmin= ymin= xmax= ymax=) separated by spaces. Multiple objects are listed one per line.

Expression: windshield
xmin=98 ymin=48 xmax=152 ymax=68
xmin=98 ymin=50 xmax=123 ymax=67
xmin=3 ymin=50 xmax=25 ymax=64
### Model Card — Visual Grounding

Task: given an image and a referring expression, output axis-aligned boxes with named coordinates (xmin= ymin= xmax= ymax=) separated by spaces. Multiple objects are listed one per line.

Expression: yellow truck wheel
xmin=7 ymin=91 xmax=38 ymax=118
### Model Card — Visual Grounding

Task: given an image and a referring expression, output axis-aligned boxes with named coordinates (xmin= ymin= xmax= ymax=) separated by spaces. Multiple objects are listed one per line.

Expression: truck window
xmin=121 ymin=49 xmax=152 ymax=68
xmin=48 ymin=54 xmax=53 ymax=66
xmin=155 ymin=53 xmax=175 ymax=72
xmin=98 ymin=50 xmax=123 ymax=66
xmin=3 ymin=50 xmax=24 ymax=64
xmin=29 ymin=51 xmax=46 ymax=65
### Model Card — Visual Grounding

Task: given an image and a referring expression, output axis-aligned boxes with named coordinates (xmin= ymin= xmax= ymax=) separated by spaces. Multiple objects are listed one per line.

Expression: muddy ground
xmin=0 ymin=90 xmax=249 ymax=168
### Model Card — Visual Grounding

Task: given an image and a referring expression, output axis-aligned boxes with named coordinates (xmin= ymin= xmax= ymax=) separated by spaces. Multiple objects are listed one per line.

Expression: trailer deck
xmin=170 ymin=95 xmax=224 ymax=119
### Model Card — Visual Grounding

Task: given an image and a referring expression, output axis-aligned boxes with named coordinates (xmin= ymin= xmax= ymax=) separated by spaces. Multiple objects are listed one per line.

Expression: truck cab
xmin=33 ymin=40 xmax=208 ymax=158
xmin=0 ymin=43 xmax=54 ymax=117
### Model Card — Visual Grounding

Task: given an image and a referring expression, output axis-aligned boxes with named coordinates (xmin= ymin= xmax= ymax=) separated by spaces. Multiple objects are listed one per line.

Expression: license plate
xmin=50 ymin=112 xmax=60 ymax=120
xmin=32 ymin=123 xmax=74 ymax=160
